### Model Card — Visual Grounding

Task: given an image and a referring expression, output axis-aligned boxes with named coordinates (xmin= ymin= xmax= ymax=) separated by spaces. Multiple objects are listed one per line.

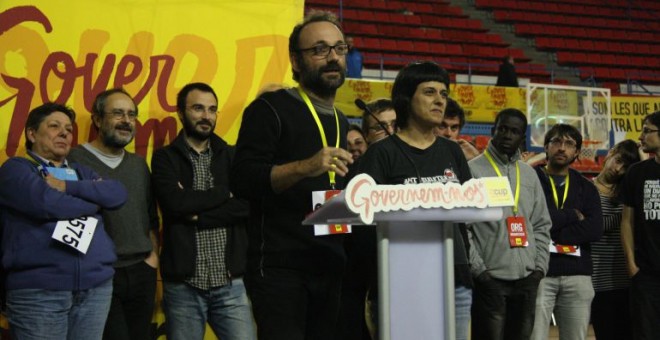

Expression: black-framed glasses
xmin=106 ymin=109 xmax=138 ymax=121
xmin=641 ymin=128 xmax=659 ymax=135
xmin=297 ymin=43 xmax=349 ymax=58
xmin=369 ymin=121 xmax=396 ymax=132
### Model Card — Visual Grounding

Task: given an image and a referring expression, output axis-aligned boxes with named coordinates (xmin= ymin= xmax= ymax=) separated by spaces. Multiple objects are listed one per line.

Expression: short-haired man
xmin=621 ymin=111 xmax=660 ymax=339
xmin=231 ymin=10 xmax=353 ymax=340
xmin=347 ymin=124 xmax=367 ymax=161
xmin=151 ymin=82 xmax=255 ymax=340
xmin=360 ymin=98 xmax=396 ymax=144
xmin=435 ymin=97 xmax=480 ymax=160
xmin=467 ymin=108 xmax=552 ymax=340
xmin=530 ymin=124 xmax=603 ymax=340
xmin=68 ymin=88 xmax=159 ymax=340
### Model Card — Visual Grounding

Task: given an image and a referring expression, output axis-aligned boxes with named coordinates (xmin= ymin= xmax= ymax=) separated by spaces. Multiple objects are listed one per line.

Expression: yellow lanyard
xmin=546 ymin=168 xmax=569 ymax=209
xmin=297 ymin=87 xmax=340 ymax=188
xmin=484 ymin=149 xmax=520 ymax=215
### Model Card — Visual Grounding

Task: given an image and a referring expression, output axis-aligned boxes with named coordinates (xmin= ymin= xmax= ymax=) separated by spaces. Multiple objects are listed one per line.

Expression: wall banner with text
xmin=0 ymin=0 xmax=303 ymax=164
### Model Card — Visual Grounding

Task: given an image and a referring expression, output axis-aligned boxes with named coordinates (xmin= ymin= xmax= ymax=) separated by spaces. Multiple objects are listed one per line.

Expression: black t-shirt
xmin=358 ymin=134 xmax=473 ymax=286
xmin=619 ymin=159 xmax=660 ymax=273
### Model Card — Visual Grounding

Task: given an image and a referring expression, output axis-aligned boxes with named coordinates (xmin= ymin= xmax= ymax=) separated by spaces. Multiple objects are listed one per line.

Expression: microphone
xmin=355 ymin=98 xmax=393 ymax=138
xmin=354 ymin=98 xmax=422 ymax=184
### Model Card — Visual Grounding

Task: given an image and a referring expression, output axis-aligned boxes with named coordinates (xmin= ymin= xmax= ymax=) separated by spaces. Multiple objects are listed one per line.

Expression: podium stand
xmin=303 ymin=191 xmax=503 ymax=340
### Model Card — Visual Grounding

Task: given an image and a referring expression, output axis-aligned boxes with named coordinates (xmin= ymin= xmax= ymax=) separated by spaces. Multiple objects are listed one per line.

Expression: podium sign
xmin=303 ymin=175 xmax=512 ymax=340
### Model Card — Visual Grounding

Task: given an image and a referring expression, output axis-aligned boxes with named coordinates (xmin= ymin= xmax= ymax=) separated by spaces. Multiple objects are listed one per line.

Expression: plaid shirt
xmin=185 ymin=144 xmax=229 ymax=289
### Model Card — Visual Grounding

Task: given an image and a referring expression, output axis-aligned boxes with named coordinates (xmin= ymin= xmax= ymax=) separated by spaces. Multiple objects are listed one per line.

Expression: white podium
xmin=303 ymin=191 xmax=503 ymax=340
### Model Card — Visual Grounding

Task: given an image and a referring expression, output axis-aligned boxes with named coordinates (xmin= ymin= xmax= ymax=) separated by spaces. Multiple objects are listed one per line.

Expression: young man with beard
xmin=231 ymin=11 xmax=353 ymax=340
xmin=467 ymin=108 xmax=552 ymax=340
xmin=621 ymin=111 xmax=660 ymax=339
xmin=530 ymin=124 xmax=603 ymax=340
xmin=68 ymin=88 xmax=159 ymax=340
xmin=151 ymin=83 xmax=255 ymax=340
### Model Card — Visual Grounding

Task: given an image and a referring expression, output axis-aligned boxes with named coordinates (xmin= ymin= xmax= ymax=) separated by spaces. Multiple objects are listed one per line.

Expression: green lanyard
xmin=546 ymin=167 xmax=569 ymax=209
xmin=484 ymin=149 xmax=520 ymax=215
xmin=297 ymin=87 xmax=340 ymax=188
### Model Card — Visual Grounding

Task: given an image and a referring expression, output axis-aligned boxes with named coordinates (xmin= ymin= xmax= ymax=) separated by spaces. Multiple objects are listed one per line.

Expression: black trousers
xmin=245 ymin=267 xmax=342 ymax=340
xmin=591 ymin=288 xmax=631 ymax=340
xmin=471 ymin=273 xmax=541 ymax=340
xmin=630 ymin=270 xmax=660 ymax=340
xmin=103 ymin=261 xmax=157 ymax=340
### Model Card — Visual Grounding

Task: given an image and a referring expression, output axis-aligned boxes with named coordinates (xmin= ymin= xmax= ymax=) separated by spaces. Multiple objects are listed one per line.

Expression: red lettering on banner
xmin=487 ymin=86 xmax=507 ymax=108
xmin=455 ymin=85 xmax=475 ymax=107
xmin=349 ymin=80 xmax=373 ymax=102
xmin=0 ymin=6 xmax=185 ymax=158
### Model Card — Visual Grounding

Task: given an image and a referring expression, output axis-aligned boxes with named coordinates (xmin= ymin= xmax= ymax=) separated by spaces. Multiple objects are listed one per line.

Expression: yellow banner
xmin=336 ymin=80 xmax=528 ymax=122
xmin=0 ymin=0 xmax=302 ymax=164
xmin=594 ymin=96 xmax=660 ymax=142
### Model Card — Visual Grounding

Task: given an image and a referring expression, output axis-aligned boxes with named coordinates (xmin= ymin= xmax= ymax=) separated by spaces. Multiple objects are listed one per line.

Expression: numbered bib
xmin=312 ymin=190 xmax=351 ymax=236
xmin=52 ymin=216 xmax=98 ymax=254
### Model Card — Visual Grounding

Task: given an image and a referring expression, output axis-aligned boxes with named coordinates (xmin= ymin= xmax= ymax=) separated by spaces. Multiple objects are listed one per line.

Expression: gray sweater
xmin=69 ymin=146 xmax=158 ymax=267
xmin=467 ymin=141 xmax=551 ymax=280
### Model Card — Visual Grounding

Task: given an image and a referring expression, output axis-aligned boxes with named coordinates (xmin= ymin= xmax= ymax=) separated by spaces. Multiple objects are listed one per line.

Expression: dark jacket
xmin=534 ymin=166 xmax=603 ymax=276
xmin=151 ymin=132 xmax=249 ymax=281
xmin=0 ymin=157 xmax=125 ymax=291
xmin=231 ymin=89 xmax=348 ymax=274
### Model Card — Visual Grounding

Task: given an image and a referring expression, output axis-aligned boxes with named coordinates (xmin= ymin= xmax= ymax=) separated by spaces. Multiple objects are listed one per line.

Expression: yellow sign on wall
xmin=0 ymin=0 xmax=302 ymax=165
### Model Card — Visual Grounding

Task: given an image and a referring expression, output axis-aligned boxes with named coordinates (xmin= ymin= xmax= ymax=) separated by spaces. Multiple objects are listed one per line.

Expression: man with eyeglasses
xmin=467 ymin=108 xmax=551 ymax=340
xmin=231 ymin=10 xmax=353 ymax=340
xmin=360 ymin=98 xmax=397 ymax=144
xmin=68 ymin=88 xmax=159 ymax=340
xmin=151 ymin=82 xmax=255 ymax=340
xmin=621 ymin=111 xmax=660 ymax=339
xmin=530 ymin=124 xmax=603 ymax=340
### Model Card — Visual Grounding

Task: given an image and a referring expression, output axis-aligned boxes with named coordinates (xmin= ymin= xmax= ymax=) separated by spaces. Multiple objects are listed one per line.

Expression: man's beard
xmin=100 ymin=122 xmax=134 ymax=148
xmin=183 ymin=115 xmax=215 ymax=142
xmin=299 ymin=59 xmax=346 ymax=99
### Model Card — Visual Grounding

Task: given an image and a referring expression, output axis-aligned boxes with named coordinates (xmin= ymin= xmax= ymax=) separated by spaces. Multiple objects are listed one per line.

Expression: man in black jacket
xmin=151 ymin=82 xmax=254 ymax=340
xmin=231 ymin=10 xmax=353 ymax=340
xmin=531 ymin=124 xmax=603 ymax=339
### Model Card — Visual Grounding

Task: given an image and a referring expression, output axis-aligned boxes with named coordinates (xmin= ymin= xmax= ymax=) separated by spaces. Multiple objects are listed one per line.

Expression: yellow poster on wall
xmin=593 ymin=96 xmax=660 ymax=142
xmin=0 ymin=0 xmax=302 ymax=165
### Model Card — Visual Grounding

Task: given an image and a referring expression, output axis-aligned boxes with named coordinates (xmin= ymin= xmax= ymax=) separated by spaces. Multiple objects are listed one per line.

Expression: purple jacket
xmin=0 ymin=157 xmax=127 ymax=291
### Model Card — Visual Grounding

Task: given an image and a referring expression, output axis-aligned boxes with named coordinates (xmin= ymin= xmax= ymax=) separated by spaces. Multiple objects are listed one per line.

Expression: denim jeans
xmin=455 ymin=285 xmax=472 ymax=340
xmin=103 ymin=261 xmax=157 ymax=340
xmin=163 ymin=278 xmax=255 ymax=340
xmin=7 ymin=279 xmax=113 ymax=340
xmin=530 ymin=275 xmax=594 ymax=340
xmin=471 ymin=273 xmax=541 ymax=340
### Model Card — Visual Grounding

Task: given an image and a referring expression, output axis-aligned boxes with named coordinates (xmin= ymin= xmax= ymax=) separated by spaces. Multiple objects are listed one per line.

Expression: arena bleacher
xmin=305 ymin=0 xmax=660 ymax=92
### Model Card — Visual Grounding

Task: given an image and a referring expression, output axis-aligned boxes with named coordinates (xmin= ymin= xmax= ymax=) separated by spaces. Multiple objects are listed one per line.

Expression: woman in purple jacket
xmin=0 ymin=103 xmax=127 ymax=340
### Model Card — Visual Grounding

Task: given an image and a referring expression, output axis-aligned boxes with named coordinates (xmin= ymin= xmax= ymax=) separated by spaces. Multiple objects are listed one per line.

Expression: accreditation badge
xmin=507 ymin=216 xmax=528 ymax=247
xmin=549 ymin=242 xmax=581 ymax=256
xmin=311 ymin=190 xmax=351 ymax=236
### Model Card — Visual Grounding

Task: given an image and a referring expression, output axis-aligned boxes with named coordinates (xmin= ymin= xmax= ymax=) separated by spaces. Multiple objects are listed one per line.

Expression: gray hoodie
xmin=467 ymin=141 xmax=552 ymax=280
